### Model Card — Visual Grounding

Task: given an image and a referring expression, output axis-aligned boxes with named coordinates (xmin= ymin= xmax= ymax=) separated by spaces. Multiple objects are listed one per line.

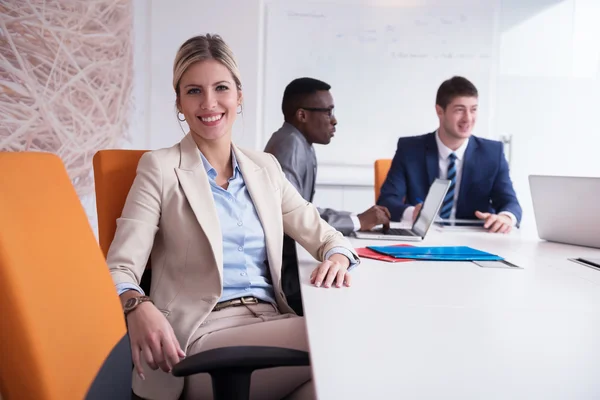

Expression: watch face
xmin=124 ymin=297 xmax=138 ymax=310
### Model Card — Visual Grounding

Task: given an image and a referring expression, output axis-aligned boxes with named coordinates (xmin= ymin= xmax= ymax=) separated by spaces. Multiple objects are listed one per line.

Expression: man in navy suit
xmin=377 ymin=76 xmax=522 ymax=233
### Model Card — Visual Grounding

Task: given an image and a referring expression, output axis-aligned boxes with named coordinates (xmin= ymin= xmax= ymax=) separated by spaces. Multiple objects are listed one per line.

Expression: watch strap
xmin=124 ymin=295 xmax=153 ymax=316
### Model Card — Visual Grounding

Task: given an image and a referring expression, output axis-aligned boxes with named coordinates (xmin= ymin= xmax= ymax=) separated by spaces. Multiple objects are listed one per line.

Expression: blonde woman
xmin=107 ymin=34 xmax=359 ymax=400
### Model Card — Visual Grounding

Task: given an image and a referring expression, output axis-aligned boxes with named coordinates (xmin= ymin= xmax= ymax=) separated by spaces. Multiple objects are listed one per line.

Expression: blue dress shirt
xmin=116 ymin=149 xmax=357 ymax=302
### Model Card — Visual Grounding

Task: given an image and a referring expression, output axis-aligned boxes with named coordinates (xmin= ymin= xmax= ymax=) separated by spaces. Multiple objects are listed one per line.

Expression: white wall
xmin=136 ymin=0 xmax=600 ymax=228
xmin=144 ymin=0 xmax=263 ymax=151
xmin=135 ymin=0 xmax=375 ymax=215
xmin=496 ymin=0 xmax=600 ymax=232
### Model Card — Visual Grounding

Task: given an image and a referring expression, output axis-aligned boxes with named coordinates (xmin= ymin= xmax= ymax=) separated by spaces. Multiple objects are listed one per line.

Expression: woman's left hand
xmin=310 ymin=254 xmax=351 ymax=288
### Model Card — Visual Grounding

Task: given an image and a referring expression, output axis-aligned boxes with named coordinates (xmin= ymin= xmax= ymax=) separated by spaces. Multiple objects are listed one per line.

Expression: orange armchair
xmin=92 ymin=150 xmax=153 ymax=294
xmin=92 ymin=150 xmax=148 ymax=258
xmin=91 ymin=149 xmax=310 ymax=400
xmin=374 ymin=159 xmax=392 ymax=202
xmin=0 ymin=152 xmax=132 ymax=400
xmin=0 ymin=150 xmax=309 ymax=400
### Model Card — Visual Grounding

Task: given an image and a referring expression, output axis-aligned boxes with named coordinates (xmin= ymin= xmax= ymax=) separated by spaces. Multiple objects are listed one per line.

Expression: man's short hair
xmin=436 ymin=76 xmax=478 ymax=109
xmin=282 ymin=77 xmax=331 ymax=121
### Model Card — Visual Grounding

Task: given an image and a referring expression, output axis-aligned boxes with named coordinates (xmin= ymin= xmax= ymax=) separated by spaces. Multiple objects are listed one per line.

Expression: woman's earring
xmin=237 ymin=104 xmax=242 ymax=115
xmin=177 ymin=112 xmax=186 ymax=122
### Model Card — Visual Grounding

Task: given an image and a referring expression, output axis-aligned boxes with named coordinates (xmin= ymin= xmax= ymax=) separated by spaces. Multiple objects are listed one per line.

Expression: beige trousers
xmin=180 ymin=303 xmax=314 ymax=400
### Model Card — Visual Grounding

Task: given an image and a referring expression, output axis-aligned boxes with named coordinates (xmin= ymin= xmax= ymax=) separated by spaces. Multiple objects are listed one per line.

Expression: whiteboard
xmin=263 ymin=1 xmax=498 ymax=167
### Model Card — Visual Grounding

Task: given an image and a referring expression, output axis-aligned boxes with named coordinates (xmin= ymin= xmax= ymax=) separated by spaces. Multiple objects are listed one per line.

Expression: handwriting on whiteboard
xmin=286 ymin=8 xmax=493 ymax=61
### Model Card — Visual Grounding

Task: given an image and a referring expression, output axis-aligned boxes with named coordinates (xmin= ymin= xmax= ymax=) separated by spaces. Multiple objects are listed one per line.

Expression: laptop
xmin=355 ymin=178 xmax=451 ymax=241
xmin=434 ymin=219 xmax=486 ymax=230
xmin=529 ymin=175 xmax=600 ymax=249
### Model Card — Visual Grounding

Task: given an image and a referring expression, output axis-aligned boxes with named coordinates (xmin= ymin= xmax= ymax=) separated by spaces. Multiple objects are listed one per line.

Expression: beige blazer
xmin=107 ymin=133 xmax=358 ymax=400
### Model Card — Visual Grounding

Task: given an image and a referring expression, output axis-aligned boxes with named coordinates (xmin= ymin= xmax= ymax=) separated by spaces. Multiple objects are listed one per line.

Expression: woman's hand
xmin=310 ymin=253 xmax=352 ymax=288
xmin=126 ymin=301 xmax=186 ymax=379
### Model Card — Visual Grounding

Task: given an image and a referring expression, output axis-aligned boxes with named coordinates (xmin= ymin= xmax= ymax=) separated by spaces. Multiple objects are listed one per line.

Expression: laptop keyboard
xmin=383 ymin=228 xmax=415 ymax=236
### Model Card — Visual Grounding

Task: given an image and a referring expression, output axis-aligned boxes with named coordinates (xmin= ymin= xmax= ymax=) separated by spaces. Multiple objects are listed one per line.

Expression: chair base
xmin=211 ymin=369 xmax=252 ymax=400
xmin=172 ymin=346 xmax=310 ymax=400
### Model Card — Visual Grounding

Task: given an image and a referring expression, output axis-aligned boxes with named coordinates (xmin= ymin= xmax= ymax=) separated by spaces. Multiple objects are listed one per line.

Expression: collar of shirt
xmin=283 ymin=122 xmax=313 ymax=148
xmin=198 ymin=148 xmax=241 ymax=181
xmin=435 ymin=130 xmax=469 ymax=161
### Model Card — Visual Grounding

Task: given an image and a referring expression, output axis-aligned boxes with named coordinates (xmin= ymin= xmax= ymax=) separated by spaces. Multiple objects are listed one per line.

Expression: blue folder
xmin=366 ymin=246 xmax=503 ymax=261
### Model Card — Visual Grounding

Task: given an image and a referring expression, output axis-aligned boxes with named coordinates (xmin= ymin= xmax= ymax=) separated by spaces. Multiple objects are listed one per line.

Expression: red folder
xmin=355 ymin=244 xmax=414 ymax=263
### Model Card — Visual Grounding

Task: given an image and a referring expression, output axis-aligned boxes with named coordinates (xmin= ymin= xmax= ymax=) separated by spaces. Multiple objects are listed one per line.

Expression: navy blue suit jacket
xmin=377 ymin=132 xmax=522 ymax=224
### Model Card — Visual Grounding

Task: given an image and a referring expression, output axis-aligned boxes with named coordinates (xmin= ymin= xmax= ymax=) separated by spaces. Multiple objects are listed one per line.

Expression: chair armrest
xmin=171 ymin=346 xmax=310 ymax=377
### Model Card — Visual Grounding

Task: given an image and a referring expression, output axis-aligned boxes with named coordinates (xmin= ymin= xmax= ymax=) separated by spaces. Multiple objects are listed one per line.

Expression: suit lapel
xmin=457 ymin=138 xmax=479 ymax=216
xmin=233 ymin=145 xmax=282 ymax=283
xmin=425 ymin=132 xmax=438 ymax=184
xmin=174 ymin=134 xmax=223 ymax=273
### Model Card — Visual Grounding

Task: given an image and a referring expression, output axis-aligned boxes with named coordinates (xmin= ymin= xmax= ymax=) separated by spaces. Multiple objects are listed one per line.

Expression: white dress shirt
xmin=350 ymin=215 xmax=361 ymax=231
xmin=402 ymin=131 xmax=516 ymax=226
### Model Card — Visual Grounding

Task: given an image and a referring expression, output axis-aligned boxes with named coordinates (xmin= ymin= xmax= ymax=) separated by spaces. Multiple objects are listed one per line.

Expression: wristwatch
xmin=123 ymin=295 xmax=154 ymax=316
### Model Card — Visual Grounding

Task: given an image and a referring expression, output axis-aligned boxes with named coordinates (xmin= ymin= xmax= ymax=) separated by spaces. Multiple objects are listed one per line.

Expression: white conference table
xmin=297 ymin=226 xmax=600 ymax=400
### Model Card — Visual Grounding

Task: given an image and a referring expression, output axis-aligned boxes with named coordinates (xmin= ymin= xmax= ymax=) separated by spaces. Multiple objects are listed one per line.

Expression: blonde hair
xmin=173 ymin=34 xmax=242 ymax=98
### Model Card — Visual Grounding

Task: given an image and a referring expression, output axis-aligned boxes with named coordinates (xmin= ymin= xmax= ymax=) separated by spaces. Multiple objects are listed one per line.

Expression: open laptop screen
xmin=412 ymin=179 xmax=451 ymax=237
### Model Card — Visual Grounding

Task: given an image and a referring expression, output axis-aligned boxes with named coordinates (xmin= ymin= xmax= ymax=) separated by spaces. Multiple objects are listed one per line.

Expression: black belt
xmin=213 ymin=296 xmax=270 ymax=312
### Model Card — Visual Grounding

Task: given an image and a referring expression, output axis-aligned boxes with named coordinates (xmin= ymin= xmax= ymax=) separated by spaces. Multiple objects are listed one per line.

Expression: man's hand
xmin=412 ymin=203 xmax=423 ymax=222
xmin=475 ymin=211 xmax=513 ymax=233
xmin=357 ymin=205 xmax=391 ymax=231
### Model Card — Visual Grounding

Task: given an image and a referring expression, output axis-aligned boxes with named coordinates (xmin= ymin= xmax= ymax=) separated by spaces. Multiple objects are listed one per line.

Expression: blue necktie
xmin=439 ymin=153 xmax=457 ymax=219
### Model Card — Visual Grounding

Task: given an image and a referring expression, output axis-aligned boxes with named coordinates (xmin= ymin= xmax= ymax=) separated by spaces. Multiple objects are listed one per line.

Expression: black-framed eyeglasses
xmin=300 ymin=107 xmax=335 ymax=118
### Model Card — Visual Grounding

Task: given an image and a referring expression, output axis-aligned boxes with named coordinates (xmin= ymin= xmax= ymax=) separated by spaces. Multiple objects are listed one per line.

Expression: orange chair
xmin=92 ymin=150 xmax=153 ymax=294
xmin=92 ymin=150 xmax=148 ymax=258
xmin=92 ymin=149 xmax=310 ymax=400
xmin=0 ymin=152 xmax=132 ymax=400
xmin=374 ymin=159 xmax=392 ymax=202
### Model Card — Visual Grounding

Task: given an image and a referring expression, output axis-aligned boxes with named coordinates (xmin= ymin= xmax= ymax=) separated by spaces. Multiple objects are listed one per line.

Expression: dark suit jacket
xmin=377 ymin=132 xmax=522 ymax=224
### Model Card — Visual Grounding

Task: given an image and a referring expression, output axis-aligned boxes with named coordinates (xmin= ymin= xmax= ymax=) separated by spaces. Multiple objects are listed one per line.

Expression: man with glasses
xmin=265 ymin=77 xmax=390 ymax=314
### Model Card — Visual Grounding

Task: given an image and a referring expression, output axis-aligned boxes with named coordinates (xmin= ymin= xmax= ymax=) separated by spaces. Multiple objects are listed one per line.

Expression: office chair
xmin=93 ymin=149 xmax=310 ymax=400
xmin=374 ymin=159 xmax=392 ymax=202
xmin=92 ymin=150 xmax=153 ymax=293
xmin=0 ymin=152 xmax=131 ymax=400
